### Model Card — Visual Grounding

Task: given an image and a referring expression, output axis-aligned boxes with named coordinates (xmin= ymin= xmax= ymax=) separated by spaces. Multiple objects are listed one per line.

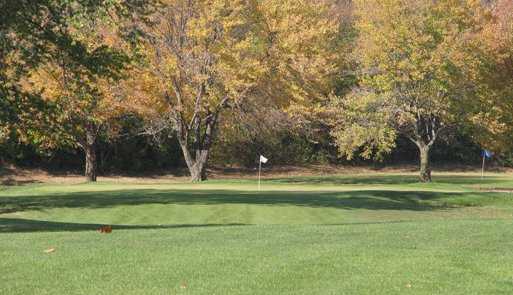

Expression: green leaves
xmin=329 ymin=91 xmax=397 ymax=160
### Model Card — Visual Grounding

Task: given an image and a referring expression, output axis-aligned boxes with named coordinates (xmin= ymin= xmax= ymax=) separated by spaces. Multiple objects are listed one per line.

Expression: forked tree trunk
xmin=189 ymin=157 xmax=208 ymax=182
xmin=179 ymin=141 xmax=210 ymax=182
xmin=418 ymin=144 xmax=432 ymax=183
xmin=176 ymin=114 xmax=219 ymax=182
xmin=409 ymin=114 xmax=442 ymax=183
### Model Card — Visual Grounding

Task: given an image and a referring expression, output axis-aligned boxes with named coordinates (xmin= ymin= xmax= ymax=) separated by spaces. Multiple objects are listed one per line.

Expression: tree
xmin=0 ymin=0 xmax=150 ymax=178
xmin=20 ymin=3 xmax=132 ymax=182
xmin=467 ymin=0 xmax=513 ymax=153
xmin=330 ymin=0 xmax=489 ymax=182
xmin=0 ymin=1 xmax=65 ymax=147
xmin=25 ymin=57 xmax=126 ymax=182
xmin=0 ymin=1 xmax=112 ymax=138
xmin=127 ymin=0 xmax=338 ymax=181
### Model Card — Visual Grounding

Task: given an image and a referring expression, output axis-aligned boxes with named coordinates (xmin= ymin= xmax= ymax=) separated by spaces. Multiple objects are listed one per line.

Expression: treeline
xmin=0 ymin=116 xmax=499 ymax=174
xmin=1 ymin=0 xmax=512 ymax=182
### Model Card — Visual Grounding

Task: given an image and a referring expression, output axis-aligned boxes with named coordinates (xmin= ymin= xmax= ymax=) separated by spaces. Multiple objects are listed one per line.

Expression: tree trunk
xmin=418 ymin=144 xmax=432 ymax=183
xmin=176 ymin=109 xmax=220 ymax=182
xmin=84 ymin=125 xmax=97 ymax=182
xmin=84 ymin=143 xmax=97 ymax=182
xmin=200 ymin=162 xmax=208 ymax=180
xmin=187 ymin=148 xmax=209 ymax=182
xmin=190 ymin=162 xmax=207 ymax=182
xmin=178 ymin=137 xmax=211 ymax=182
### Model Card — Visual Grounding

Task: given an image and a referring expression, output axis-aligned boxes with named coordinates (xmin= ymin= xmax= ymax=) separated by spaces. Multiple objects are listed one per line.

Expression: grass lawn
xmin=2 ymin=173 xmax=513 ymax=294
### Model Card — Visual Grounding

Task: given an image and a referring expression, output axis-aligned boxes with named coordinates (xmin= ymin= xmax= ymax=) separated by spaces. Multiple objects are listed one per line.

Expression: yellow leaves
xmin=340 ymin=0 xmax=513 ymax=162
xmin=255 ymin=0 xmax=338 ymax=113
xmin=127 ymin=0 xmax=338 ymax=129
xmin=356 ymin=0 xmax=488 ymax=98
xmin=0 ymin=125 xmax=9 ymax=143
xmin=327 ymin=89 xmax=398 ymax=160
xmin=330 ymin=0 xmax=495 ymax=160
xmin=331 ymin=122 xmax=397 ymax=161
xmin=456 ymin=0 xmax=513 ymax=152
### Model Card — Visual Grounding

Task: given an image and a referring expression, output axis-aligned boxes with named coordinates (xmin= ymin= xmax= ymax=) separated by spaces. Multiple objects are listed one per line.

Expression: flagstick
xmin=258 ymin=160 xmax=262 ymax=191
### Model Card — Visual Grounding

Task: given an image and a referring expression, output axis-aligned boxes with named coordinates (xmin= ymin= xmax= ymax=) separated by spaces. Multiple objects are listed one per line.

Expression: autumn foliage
xmin=1 ymin=0 xmax=512 ymax=181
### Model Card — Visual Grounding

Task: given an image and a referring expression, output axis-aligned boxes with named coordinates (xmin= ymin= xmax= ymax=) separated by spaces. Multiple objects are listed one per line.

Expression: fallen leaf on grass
xmin=44 ymin=248 xmax=56 ymax=254
xmin=98 ymin=225 xmax=112 ymax=233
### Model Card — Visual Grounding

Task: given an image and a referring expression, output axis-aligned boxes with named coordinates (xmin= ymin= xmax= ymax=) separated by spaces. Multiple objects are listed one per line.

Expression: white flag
xmin=259 ymin=155 xmax=268 ymax=164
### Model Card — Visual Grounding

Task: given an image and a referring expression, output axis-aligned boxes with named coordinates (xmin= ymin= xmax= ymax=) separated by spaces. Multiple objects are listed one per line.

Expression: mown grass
xmin=1 ymin=173 xmax=513 ymax=294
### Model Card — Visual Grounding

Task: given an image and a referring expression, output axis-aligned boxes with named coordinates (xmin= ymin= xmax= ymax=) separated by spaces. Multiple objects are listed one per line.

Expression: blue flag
xmin=482 ymin=150 xmax=493 ymax=159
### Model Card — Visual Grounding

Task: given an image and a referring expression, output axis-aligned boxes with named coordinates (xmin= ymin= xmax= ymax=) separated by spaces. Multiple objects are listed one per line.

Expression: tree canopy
xmin=1 ymin=0 xmax=512 ymax=182
xmin=124 ymin=0 xmax=338 ymax=181
xmin=0 ymin=0 xmax=151 ymax=180
xmin=329 ymin=0 xmax=492 ymax=182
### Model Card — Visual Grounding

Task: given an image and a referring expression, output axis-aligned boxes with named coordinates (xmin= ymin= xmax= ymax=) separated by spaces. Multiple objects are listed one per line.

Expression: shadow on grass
xmin=1 ymin=178 xmax=42 ymax=186
xmin=0 ymin=218 xmax=246 ymax=233
xmin=0 ymin=186 xmax=499 ymax=233
xmin=0 ymin=188 xmax=479 ymax=217
xmin=267 ymin=175 xmax=510 ymax=186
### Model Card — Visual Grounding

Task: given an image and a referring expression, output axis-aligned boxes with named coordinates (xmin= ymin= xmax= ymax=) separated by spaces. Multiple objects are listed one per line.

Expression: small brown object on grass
xmin=98 ymin=225 xmax=112 ymax=233
xmin=44 ymin=248 xmax=56 ymax=254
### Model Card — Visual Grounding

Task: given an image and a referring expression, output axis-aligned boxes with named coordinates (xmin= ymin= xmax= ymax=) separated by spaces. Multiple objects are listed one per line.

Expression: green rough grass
xmin=2 ymin=173 xmax=513 ymax=294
